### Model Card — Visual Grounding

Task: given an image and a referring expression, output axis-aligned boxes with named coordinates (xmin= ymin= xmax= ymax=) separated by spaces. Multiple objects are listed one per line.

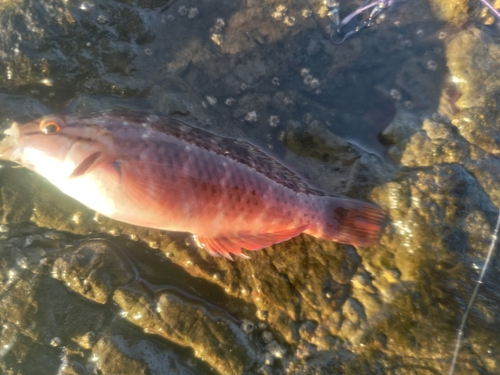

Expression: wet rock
xmin=428 ymin=0 xmax=469 ymax=24
xmin=0 ymin=0 xmax=155 ymax=102
xmin=0 ymin=328 xmax=61 ymax=375
xmin=0 ymin=229 xmax=242 ymax=374
xmin=82 ymin=74 xmax=150 ymax=98
xmin=379 ymin=109 xmax=420 ymax=147
xmin=0 ymin=232 xmax=106 ymax=374
xmin=210 ymin=0 xmax=317 ymax=55
xmin=380 ymin=109 xmax=422 ymax=163
xmin=446 ymin=27 xmax=500 ymax=109
xmin=400 ymin=117 xmax=469 ymax=167
xmin=287 ymin=348 xmax=371 ymax=375
xmin=466 ymin=156 xmax=500 ymax=207
xmin=0 ymin=93 xmax=51 ymax=127
xmin=93 ymin=336 xmax=157 ymax=375
xmin=91 ymin=317 xmax=202 ymax=375
xmin=113 ymin=283 xmax=264 ymax=375
xmin=0 ymin=168 xmax=38 ymax=225
xmin=453 ymin=107 xmax=500 ymax=157
xmin=284 ymin=121 xmax=387 ymax=196
xmin=367 ymin=161 xmax=500 ymax=373
xmin=234 ymin=57 xmax=268 ymax=85
xmin=57 ymin=358 xmax=89 ymax=375
xmin=369 ymin=83 xmax=500 ymax=373
xmin=392 ymin=102 xmax=500 ymax=218
xmin=52 ymin=240 xmax=135 ymax=304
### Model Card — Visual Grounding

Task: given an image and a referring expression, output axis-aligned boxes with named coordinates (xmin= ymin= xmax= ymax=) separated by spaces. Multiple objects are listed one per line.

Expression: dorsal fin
xmin=81 ymin=108 xmax=329 ymax=196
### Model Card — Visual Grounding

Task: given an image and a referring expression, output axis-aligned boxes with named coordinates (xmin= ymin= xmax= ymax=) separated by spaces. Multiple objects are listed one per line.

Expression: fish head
xmin=0 ymin=114 xmax=112 ymax=183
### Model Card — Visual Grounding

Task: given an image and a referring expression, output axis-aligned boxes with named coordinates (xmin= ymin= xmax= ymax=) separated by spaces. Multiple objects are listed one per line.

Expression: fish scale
xmin=0 ymin=109 xmax=386 ymax=258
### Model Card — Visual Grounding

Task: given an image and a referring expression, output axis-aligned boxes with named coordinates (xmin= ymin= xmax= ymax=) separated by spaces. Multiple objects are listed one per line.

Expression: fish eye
xmin=39 ymin=116 xmax=63 ymax=135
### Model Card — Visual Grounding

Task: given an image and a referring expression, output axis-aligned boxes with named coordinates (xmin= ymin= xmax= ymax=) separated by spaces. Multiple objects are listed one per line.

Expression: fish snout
xmin=0 ymin=122 xmax=20 ymax=160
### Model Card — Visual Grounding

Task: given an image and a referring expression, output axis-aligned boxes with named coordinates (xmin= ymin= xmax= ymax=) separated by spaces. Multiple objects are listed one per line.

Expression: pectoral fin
xmin=70 ymin=152 xmax=119 ymax=178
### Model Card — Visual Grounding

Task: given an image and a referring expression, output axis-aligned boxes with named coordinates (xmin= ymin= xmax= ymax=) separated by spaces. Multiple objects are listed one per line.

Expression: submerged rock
xmin=52 ymin=240 xmax=135 ymax=304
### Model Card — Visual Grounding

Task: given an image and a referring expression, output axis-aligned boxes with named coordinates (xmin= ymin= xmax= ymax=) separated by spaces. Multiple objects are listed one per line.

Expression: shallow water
xmin=1 ymin=0 xmax=500 ymax=374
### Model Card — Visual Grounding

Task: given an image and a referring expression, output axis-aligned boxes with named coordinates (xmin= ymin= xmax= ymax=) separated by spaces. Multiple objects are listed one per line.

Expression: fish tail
xmin=307 ymin=197 xmax=386 ymax=247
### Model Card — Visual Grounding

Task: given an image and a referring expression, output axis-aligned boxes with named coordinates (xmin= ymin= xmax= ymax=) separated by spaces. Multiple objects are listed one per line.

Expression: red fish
xmin=0 ymin=109 xmax=385 ymax=259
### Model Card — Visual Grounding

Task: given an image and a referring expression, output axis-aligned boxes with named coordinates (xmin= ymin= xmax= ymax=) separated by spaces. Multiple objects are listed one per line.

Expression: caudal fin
xmin=309 ymin=197 xmax=386 ymax=247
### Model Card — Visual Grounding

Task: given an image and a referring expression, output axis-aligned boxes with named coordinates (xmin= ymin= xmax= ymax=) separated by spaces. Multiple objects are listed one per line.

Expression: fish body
xmin=0 ymin=109 xmax=385 ymax=258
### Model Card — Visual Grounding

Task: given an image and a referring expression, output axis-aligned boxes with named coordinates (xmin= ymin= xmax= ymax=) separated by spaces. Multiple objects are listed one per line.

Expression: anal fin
xmin=194 ymin=224 xmax=309 ymax=260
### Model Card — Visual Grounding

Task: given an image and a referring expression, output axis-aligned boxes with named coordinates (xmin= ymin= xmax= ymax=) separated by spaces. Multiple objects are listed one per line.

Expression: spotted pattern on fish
xmin=73 ymin=108 xmax=330 ymax=197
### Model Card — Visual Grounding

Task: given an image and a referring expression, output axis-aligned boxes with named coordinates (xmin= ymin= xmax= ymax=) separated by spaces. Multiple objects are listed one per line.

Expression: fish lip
xmin=0 ymin=122 xmax=19 ymax=159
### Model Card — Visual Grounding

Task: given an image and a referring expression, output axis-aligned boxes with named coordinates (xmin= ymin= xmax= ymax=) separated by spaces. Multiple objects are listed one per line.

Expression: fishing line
xmin=447 ymin=209 xmax=500 ymax=375
xmin=479 ymin=0 xmax=500 ymax=21
xmin=448 ymin=2 xmax=500 ymax=372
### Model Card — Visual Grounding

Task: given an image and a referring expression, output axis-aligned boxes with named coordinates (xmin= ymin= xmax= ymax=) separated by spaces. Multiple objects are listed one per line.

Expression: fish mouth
xmin=70 ymin=151 xmax=102 ymax=178
xmin=0 ymin=122 xmax=20 ymax=160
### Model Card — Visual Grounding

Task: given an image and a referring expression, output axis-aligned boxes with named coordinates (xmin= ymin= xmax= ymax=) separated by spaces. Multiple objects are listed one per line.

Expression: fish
xmin=0 ymin=108 xmax=385 ymax=259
